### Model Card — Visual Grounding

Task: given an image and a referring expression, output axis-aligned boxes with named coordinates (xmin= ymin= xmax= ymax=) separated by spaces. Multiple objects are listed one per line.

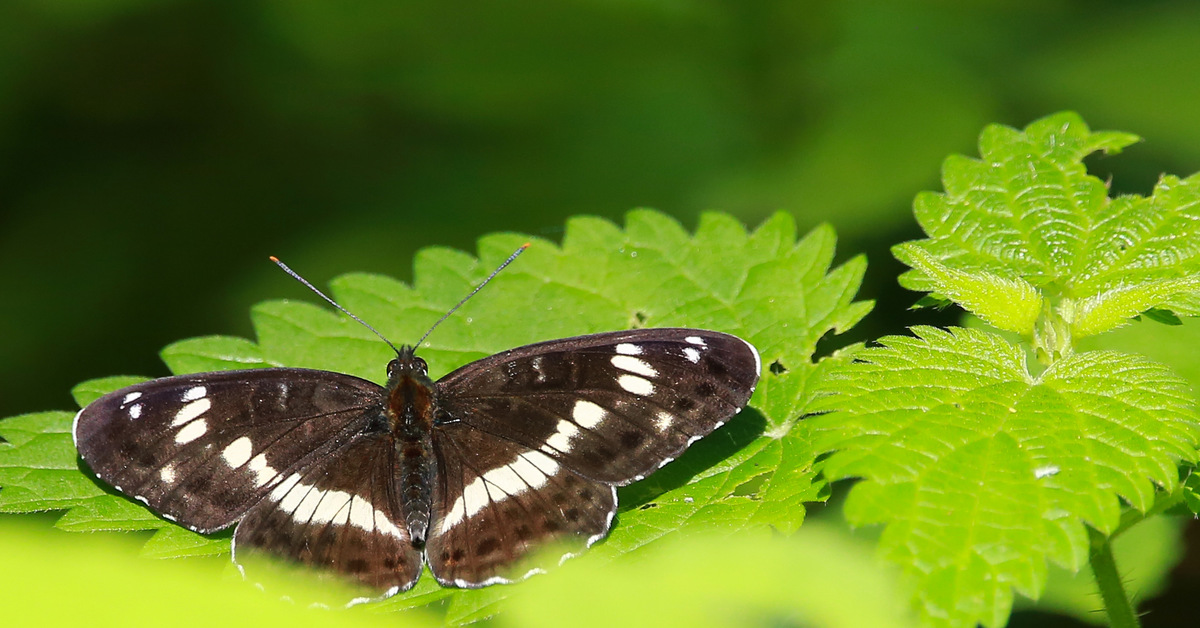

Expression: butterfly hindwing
xmin=434 ymin=328 xmax=761 ymax=484
xmin=233 ymin=431 xmax=424 ymax=598
xmin=426 ymin=421 xmax=616 ymax=587
xmin=73 ymin=368 xmax=385 ymax=532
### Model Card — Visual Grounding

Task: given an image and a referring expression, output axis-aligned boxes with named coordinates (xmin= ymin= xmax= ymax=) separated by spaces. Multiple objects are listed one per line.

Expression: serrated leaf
xmin=140 ymin=525 xmax=231 ymax=559
xmin=898 ymin=111 xmax=1200 ymax=340
xmin=895 ymin=243 xmax=1042 ymax=335
xmin=811 ymin=325 xmax=1200 ymax=628
xmin=0 ymin=210 xmax=870 ymax=620
xmin=161 ymin=335 xmax=271 ymax=373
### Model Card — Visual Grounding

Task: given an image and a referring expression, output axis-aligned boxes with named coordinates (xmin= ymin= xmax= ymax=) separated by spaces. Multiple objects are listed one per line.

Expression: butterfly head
xmin=387 ymin=345 xmax=430 ymax=382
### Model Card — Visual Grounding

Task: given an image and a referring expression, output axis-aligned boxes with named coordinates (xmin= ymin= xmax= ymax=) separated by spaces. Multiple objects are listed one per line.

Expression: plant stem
xmin=1088 ymin=526 xmax=1140 ymax=628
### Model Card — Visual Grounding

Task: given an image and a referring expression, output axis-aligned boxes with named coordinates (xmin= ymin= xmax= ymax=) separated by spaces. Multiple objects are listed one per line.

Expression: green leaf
xmin=496 ymin=524 xmax=920 ymax=628
xmin=0 ymin=517 xmax=435 ymax=628
xmin=895 ymin=244 xmax=1042 ymax=335
xmin=0 ymin=210 xmax=870 ymax=620
xmin=897 ymin=111 xmax=1200 ymax=342
xmin=811 ymin=325 xmax=1200 ymax=628
xmin=161 ymin=335 xmax=271 ymax=373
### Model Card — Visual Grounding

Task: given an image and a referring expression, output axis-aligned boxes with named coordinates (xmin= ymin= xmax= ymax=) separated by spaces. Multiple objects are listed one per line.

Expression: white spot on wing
xmin=615 ymin=343 xmax=643 ymax=355
xmin=460 ymin=480 xmax=490 ymax=522
xmin=544 ymin=419 xmax=581 ymax=453
xmin=171 ymin=398 xmax=211 ymax=427
xmin=122 ymin=392 xmax=142 ymax=405
xmin=618 ymin=374 xmax=655 ymax=396
xmin=611 ymin=355 xmax=658 ymax=377
xmin=683 ymin=347 xmax=701 ymax=363
xmin=655 ymin=411 xmax=673 ymax=431
xmin=440 ymin=458 xmax=545 ymax=534
xmin=222 ymin=436 xmax=254 ymax=469
xmin=159 ymin=464 xmax=176 ymax=483
xmin=347 ymin=495 xmax=405 ymax=539
xmin=174 ymin=419 xmax=208 ymax=444
xmin=685 ymin=335 xmax=707 ymax=346
xmin=248 ymin=453 xmax=274 ymax=487
xmin=573 ymin=400 xmax=605 ymax=428
xmin=531 ymin=355 xmax=546 ymax=383
xmin=183 ymin=386 xmax=207 ymax=402
xmin=483 ymin=464 xmax=528 ymax=496
xmin=522 ymin=450 xmax=560 ymax=475
xmin=509 ymin=454 xmax=549 ymax=489
xmin=128 ymin=403 xmax=143 ymax=419
xmin=309 ymin=490 xmax=352 ymax=526
xmin=270 ymin=473 xmax=303 ymax=503
xmin=290 ymin=486 xmax=326 ymax=524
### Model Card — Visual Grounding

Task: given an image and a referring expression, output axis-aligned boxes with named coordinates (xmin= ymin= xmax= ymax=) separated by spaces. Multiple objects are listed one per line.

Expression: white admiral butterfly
xmin=72 ymin=247 xmax=761 ymax=601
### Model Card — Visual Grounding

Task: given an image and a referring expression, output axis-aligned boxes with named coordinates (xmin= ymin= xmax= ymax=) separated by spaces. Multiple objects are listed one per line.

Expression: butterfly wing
xmin=425 ymin=421 xmax=616 ymax=587
xmin=424 ymin=328 xmax=759 ymax=586
xmin=233 ymin=431 xmax=424 ymax=600
xmin=73 ymin=368 xmax=385 ymax=533
xmin=434 ymin=328 xmax=761 ymax=484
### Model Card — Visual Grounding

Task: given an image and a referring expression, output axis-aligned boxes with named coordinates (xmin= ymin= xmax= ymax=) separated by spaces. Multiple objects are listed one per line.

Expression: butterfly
xmin=72 ymin=252 xmax=761 ymax=602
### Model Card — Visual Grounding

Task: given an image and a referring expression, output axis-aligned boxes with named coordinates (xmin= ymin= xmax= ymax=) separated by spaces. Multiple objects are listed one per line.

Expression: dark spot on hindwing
xmin=696 ymin=381 xmax=717 ymax=397
xmin=673 ymin=396 xmax=697 ymax=411
xmin=347 ymin=558 xmax=369 ymax=573
xmin=620 ymin=431 xmax=644 ymax=449
xmin=476 ymin=537 xmax=501 ymax=557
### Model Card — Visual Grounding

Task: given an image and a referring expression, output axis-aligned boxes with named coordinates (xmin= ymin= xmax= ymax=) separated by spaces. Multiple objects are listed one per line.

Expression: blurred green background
xmin=3 ymin=0 xmax=1200 ymax=624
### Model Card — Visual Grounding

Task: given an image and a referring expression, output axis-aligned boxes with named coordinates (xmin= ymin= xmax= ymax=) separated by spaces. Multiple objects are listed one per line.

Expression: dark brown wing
xmin=233 ymin=431 xmax=424 ymax=601
xmin=434 ymin=328 xmax=760 ymax=484
xmin=73 ymin=368 xmax=384 ymax=532
xmin=425 ymin=421 xmax=616 ymax=587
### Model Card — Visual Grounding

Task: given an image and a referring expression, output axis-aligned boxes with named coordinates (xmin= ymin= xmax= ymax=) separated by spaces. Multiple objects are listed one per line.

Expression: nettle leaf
xmin=811 ymin=326 xmax=1200 ymax=628
xmin=896 ymin=111 xmax=1200 ymax=340
xmin=0 ymin=210 xmax=869 ymax=622
xmin=498 ymin=524 xmax=919 ymax=628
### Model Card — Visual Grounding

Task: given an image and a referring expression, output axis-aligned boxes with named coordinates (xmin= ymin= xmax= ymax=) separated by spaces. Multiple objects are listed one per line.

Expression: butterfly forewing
xmin=73 ymin=369 xmax=385 ymax=532
xmin=426 ymin=421 xmax=616 ymax=587
xmin=435 ymin=328 xmax=761 ymax=484
xmin=233 ymin=431 xmax=423 ymax=598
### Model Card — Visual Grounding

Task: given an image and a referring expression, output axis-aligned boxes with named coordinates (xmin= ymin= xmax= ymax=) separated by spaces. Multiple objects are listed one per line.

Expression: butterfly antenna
xmin=269 ymin=256 xmax=403 ymax=356
xmin=415 ymin=243 xmax=530 ymax=348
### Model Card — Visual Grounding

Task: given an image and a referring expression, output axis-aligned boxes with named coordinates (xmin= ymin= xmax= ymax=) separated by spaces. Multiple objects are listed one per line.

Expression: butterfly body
xmin=74 ymin=328 xmax=760 ymax=600
xmin=386 ymin=349 xmax=438 ymax=544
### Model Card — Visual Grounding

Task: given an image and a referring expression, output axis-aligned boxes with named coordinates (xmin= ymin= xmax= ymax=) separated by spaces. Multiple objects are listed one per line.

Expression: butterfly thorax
xmin=386 ymin=348 xmax=438 ymax=545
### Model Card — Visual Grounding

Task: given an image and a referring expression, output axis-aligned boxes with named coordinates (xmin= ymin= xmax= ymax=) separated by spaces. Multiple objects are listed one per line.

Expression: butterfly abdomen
xmin=388 ymin=364 xmax=438 ymax=545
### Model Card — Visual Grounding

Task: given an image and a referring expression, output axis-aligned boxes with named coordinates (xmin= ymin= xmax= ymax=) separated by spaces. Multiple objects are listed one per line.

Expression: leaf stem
xmin=1088 ymin=526 xmax=1140 ymax=628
